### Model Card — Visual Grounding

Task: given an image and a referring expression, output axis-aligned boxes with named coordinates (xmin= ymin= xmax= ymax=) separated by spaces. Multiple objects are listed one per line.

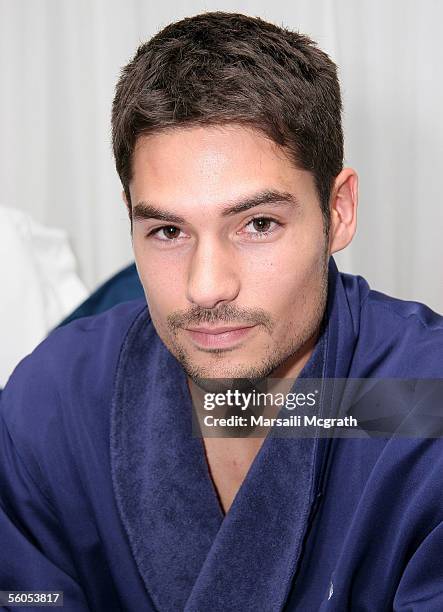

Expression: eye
xmin=148 ymin=225 xmax=185 ymax=241
xmin=241 ymin=216 xmax=280 ymax=238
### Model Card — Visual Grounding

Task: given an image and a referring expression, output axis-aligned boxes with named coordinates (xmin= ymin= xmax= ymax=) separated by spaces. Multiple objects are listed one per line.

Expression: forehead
xmin=129 ymin=125 xmax=316 ymax=209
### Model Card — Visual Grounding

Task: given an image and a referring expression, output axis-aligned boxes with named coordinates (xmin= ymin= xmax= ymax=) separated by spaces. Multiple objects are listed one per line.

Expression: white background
xmin=1 ymin=0 xmax=442 ymax=312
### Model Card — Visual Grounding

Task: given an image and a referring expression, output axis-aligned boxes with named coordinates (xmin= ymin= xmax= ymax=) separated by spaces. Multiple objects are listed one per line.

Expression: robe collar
xmin=110 ymin=257 xmax=359 ymax=611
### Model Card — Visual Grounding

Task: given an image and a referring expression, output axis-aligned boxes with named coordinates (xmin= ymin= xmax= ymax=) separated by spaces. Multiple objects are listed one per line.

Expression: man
xmin=1 ymin=12 xmax=442 ymax=611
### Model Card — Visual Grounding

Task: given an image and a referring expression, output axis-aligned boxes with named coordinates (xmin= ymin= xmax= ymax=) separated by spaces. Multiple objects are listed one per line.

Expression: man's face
xmin=129 ymin=125 xmax=329 ymax=381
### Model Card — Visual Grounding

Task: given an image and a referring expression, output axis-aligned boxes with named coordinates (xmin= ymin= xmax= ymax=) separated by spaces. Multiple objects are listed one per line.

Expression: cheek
xmin=241 ymin=231 xmax=326 ymax=305
xmin=134 ymin=245 xmax=187 ymax=314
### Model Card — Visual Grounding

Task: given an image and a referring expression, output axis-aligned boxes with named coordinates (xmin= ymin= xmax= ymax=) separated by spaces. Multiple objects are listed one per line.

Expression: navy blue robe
xmin=1 ymin=258 xmax=442 ymax=611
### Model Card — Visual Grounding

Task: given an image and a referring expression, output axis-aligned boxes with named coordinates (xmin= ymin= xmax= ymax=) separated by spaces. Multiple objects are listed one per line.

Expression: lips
xmin=186 ymin=325 xmax=253 ymax=334
xmin=184 ymin=324 xmax=256 ymax=349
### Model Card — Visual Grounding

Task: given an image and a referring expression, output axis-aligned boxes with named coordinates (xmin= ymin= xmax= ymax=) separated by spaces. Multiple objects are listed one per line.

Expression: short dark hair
xmin=112 ymin=11 xmax=343 ymax=228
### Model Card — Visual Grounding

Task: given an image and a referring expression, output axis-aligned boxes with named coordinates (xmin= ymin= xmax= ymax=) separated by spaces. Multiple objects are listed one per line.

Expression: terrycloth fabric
xmin=0 ymin=257 xmax=442 ymax=611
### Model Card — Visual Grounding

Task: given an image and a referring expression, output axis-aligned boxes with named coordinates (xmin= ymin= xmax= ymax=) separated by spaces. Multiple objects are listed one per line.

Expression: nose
xmin=186 ymin=237 xmax=240 ymax=309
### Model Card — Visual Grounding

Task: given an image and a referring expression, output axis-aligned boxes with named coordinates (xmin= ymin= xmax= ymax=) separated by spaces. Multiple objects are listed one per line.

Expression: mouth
xmin=184 ymin=324 xmax=257 ymax=349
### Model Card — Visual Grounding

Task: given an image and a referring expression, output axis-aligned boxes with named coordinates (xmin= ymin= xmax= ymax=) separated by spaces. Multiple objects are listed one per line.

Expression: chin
xmin=176 ymin=347 xmax=282 ymax=382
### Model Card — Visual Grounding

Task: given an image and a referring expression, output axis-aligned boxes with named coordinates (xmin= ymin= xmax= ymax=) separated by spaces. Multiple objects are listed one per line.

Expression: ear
xmin=328 ymin=168 xmax=358 ymax=254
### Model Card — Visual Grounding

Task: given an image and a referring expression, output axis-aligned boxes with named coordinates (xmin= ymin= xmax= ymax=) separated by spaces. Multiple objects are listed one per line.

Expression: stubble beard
xmin=162 ymin=255 xmax=329 ymax=386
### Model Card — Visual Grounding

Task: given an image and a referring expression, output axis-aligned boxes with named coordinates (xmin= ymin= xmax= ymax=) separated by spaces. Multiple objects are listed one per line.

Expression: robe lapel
xmin=111 ymin=311 xmax=224 ymax=611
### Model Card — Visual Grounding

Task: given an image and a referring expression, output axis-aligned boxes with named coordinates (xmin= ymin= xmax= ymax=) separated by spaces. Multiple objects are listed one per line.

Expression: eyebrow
xmin=132 ymin=189 xmax=299 ymax=224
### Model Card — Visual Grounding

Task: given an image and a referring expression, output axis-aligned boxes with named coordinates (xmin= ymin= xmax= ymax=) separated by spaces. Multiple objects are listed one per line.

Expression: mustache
xmin=167 ymin=303 xmax=274 ymax=333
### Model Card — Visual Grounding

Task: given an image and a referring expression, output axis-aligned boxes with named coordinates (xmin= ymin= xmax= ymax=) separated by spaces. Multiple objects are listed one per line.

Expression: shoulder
xmin=339 ymin=272 xmax=443 ymax=376
xmin=365 ymin=288 xmax=443 ymax=331
xmin=0 ymin=299 xmax=151 ymax=454
xmin=5 ymin=297 xmax=150 ymax=388
xmin=363 ymin=292 xmax=443 ymax=376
